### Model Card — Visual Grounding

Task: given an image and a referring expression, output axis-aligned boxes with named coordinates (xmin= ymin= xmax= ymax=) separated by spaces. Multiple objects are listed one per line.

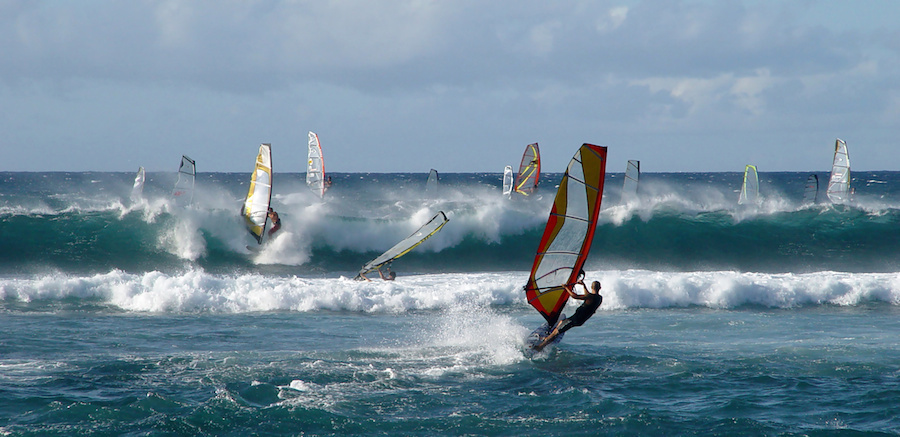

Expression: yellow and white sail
xmin=242 ymin=144 xmax=273 ymax=244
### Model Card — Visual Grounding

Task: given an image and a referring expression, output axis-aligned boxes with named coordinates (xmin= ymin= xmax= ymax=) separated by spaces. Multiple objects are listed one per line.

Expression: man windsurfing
xmin=533 ymin=274 xmax=602 ymax=351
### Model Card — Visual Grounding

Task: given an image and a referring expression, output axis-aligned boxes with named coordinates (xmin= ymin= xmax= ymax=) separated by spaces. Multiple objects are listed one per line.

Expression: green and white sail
xmin=738 ymin=165 xmax=759 ymax=205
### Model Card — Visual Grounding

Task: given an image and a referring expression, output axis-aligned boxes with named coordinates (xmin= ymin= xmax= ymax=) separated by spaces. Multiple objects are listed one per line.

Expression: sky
xmin=1 ymin=0 xmax=899 ymax=173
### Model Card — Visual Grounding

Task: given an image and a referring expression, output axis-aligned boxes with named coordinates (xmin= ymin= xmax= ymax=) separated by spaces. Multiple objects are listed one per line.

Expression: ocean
xmin=2 ymin=169 xmax=900 ymax=436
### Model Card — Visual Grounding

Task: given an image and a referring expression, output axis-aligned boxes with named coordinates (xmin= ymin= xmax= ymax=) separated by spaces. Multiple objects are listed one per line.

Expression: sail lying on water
xmin=826 ymin=139 xmax=851 ymax=204
xmin=131 ymin=167 xmax=145 ymax=202
xmin=307 ymin=132 xmax=325 ymax=198
xmin=356 ymin=211 xmax=449 ymax=278
xmin=525 ymin=144 xmax=607 ymax=325
xmin=502 ymin=166 xmax=514 ymax=199
xmin=514 ymin=143 xmax=541 ymax=196
xmin=172 ymin=155 xmax=196 ymax=207
xmin=738 ymin=165 xmax=759 ymax=205
xmin=622 ymin=160 xmax=640 ymax=203
xmin=803 ymin=174 xmax=819 ymax=204
xmin=241 ymin=144 xmax=273 ymax=245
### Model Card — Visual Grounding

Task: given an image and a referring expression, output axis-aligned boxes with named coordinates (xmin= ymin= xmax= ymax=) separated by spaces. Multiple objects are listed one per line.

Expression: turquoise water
xmin=2 ymin=171 xmax=900 ymax=435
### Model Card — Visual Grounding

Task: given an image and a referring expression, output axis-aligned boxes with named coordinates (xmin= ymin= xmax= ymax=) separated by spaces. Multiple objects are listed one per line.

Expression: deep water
xmin=2 ymin=170 xmax=900 ymax=435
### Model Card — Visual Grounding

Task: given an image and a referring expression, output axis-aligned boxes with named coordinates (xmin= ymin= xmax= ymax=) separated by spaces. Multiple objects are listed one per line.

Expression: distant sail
xmin=826 ymin=139 xmax=851 ymax=204
xmin=131 ymin=166 xmax=145 ymax=202
xmin=172 ymin=155 xmax=195 ymax=207
xmin=803 ymin=174 xmax=819 ymax=204
xmin=502 ymin=165 xmax=514 ymax=199
xmin=307 ymin=132 xmax=325 ymax=198
xmin=514 ymin=143 xmax=541 ymax=196
xmin=525 ymin=144 xmax=608 ymax=325
xmin=425 ymin=169 xmax=439 ymax=194
xmin=622 ymin=160 xmax=640 ymax=203
xmin=241 ymin=144 xmax=273 ymax=245
xmin=356 ymin=211 xmax=449 ymax=278
xmin=738 ymin=165 xmax=759 ymax=205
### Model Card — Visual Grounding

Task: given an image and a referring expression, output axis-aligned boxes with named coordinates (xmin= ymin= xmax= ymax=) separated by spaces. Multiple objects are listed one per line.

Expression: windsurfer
xmin=359 ymin=263 xmax=396 ymax=281
xmin=267 ymin=208 xmax=281 ymax=236
xmin=325 ymin=176 xmax=333 ymax=190
xmin=533 ymin=277 xmax=602 ymax=351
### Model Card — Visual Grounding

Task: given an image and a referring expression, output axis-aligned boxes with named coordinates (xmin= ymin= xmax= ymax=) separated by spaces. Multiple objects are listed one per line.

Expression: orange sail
xmin=524 ymin=144 xmax=607 ymax=325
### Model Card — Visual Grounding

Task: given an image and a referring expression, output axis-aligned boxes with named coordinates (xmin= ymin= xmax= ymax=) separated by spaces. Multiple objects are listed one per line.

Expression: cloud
xmin=0 ymin=1 xmax=899 ymax=172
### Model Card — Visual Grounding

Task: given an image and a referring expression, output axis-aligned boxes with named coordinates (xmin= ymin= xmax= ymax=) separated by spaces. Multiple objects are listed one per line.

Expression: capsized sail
xmin=425 ymin=169 xmax=439 ymax=194
xmin=356 ymin=211 xmax=449 ymax=278
xmin=826 ymin=139 xmax=851 ymax=204
xmin=514 ymin=143 xmax=541 ymax=196
xmin=738 ymin=165 xmax=759 ymax=205
xmin=307 ymin=132 xmax=325 ymax=198
xmin=803 ymin=174 xmax=819 ymax=204
xmin=172 ymin=155 xmax=196 ymax=207
xmin=524 ymin=144 xmax=607 ymax=325
xmin=622 ymin=159 xmax=640 ymax=203
xmin=131 ymin=166 xmax=145 ymax=202
xmin=502 ymin=165 xmax=514 ymax=199
xmin=241 ymin=144 xmax=273 ymax=244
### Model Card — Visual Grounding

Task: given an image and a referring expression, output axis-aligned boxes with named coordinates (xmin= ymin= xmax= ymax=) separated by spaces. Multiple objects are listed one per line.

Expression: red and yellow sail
xmin=524 ymin=144 xmax=607 ymax=325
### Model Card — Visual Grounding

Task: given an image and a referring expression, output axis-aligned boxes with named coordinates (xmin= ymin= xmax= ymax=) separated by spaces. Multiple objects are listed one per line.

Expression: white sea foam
xmin=2 ymin=269 xmax=899 ymax=313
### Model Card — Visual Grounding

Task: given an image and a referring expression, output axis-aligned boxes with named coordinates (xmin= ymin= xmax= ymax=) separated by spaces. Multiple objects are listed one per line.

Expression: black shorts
xmin=557 ymin=315 xmax=588 ymax=334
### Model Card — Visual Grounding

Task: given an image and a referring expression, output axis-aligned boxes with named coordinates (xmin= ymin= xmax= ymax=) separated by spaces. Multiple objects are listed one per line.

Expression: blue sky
xmin=1 ymin=1 xmax=899 ymax=173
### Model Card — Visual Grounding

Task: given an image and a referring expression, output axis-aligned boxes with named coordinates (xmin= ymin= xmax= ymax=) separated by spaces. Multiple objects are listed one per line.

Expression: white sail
xmin=130 ymin=166 xmax=145 ymax=202
xmin=307 ymin=132 xmax=325 ymax=198
xmin=622 ymin=160 xmax=640 ymax=203
xmin=241 ymin=144 xmax=273 ymax=244
xmin=502 ymin=165 xmax=513 ymax=199
xmin=826 ymin=139 xmax=851 ymax=204
xmin=357 ymin=212 xmax=448 ymax=277
xmin=425 ymin=169 xmax=439 ymax=194
xmin=738 ymin=165 xmax=759 ymax=205
xmin=803 ymin=174 xmax=819 ymax=204
xmin=172 ymin=155 xmax=195 ymax=207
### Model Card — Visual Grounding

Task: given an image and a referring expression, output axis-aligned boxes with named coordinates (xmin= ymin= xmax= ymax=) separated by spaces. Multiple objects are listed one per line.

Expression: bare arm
xmin=564 ymin=280 xmax=588 ymax=300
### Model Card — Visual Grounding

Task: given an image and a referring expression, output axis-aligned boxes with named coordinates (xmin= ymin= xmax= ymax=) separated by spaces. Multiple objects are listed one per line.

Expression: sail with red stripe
xmin=514 ymin=143 xmax=541 ymax=196
xmin=525 ymin=144 xmax=608 ymax=325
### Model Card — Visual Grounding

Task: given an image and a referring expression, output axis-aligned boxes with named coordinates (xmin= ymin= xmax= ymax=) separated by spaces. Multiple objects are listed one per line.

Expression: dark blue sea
xmin=2 ymin=169 xmax=900 ymax=435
